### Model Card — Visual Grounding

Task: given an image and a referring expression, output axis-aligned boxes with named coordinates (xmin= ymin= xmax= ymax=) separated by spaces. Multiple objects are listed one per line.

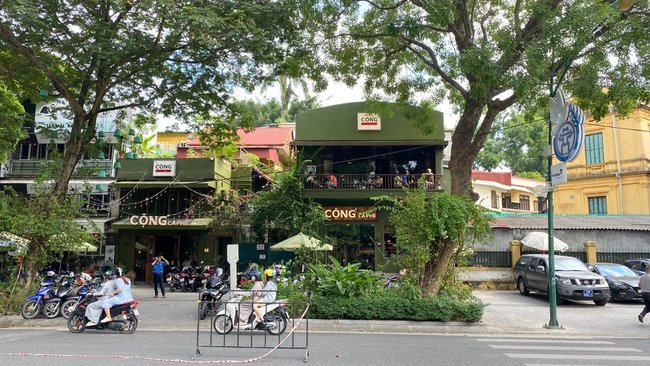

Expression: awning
xmin=110 ymin=217 xmax=214 ymax=230
xmin=112 ymin=181 xmax=216 ymax=188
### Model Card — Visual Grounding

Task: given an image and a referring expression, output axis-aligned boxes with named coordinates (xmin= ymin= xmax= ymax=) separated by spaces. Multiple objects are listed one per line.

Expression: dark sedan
xmin=588 ymin=263 xmax=641 ymax=302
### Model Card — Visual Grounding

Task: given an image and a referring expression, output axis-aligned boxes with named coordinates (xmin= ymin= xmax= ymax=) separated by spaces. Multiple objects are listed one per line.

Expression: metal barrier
xmin=193 ymin=289 xmax=310 ymax=362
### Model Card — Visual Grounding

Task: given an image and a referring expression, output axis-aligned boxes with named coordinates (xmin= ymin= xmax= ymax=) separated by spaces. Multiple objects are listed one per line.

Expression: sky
xmin=158 ymin=79 xmax=458 ymax=131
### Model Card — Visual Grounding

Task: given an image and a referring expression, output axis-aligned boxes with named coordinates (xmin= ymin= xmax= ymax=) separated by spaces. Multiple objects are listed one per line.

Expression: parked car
xmin=587 ymin=263 xmax=641 ymax=302
xmin=514 ymin=254 xmax=610 ymax=306
xmin=623 ymin=259 xmax=650 ymax=276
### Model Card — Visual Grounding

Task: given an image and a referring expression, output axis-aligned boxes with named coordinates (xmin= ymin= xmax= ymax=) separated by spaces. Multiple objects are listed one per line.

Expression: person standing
xmin=152 ymin=253 xmax=169 ymax=298
xmin=638 ymin=266 xmax=650 ymax=323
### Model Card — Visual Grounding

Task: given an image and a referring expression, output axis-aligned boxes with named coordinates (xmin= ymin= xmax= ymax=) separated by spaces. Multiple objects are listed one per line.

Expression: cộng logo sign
xmin=153 ymin=160 xmax=176 ymax=177
xmin=357 ymin=113 xmax=381 ymax=131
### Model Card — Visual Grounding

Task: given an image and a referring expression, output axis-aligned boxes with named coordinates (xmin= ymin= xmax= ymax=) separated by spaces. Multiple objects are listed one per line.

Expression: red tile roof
xmin=236 ymin=126 xmax=294 ymax=147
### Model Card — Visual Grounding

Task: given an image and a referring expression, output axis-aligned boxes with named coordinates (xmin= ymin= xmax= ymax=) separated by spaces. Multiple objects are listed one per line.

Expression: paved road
xmin=2 ymin=285 xmax=649 ymax=337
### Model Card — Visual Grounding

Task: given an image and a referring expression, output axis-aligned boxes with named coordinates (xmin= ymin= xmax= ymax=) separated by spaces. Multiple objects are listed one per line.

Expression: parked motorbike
xmin=60 ymin=274 xmax=96 ymax=319
xmin=212 ymin=292 xmax=288 ymax=335
xmin=42 ymin=274 xmax=74 ymax=318
xmin=166 ymin=266 xmax=182 ymax=292
xmin=21 ymin=271 xmax=57 ymax=319
xmin=198 ymin=269 xmax=229 ymax=320
xmin=66 ymin=293 xmax=140 ymax=334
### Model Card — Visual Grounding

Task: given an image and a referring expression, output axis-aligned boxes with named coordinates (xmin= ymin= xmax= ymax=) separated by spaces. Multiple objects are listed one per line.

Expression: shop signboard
xmin=357 ymin=113 xmax=381 ymax=131
xmin=153 ymin=160 xmax=176 ymax=177
xmin=324 ymin=206 xmax=377 ymax=221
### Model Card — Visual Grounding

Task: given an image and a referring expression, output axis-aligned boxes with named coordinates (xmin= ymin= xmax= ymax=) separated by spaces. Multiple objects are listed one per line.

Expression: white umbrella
xmin=521 ymin=231 xmax=569 ymax=252
xmin=270 ymin=233 xmax=334 ymax=252
xmin=0 ymin=231 xmax=29 ymax=256
xmin=71 ymin=242 xmax=98 ymax=253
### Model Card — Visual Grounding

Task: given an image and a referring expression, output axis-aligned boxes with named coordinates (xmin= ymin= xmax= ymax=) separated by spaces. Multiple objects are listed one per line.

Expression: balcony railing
xmin=9 ymin=159 xmax=114 ymax=176
xmin=304 ymin=173 xmax=443 ymax=190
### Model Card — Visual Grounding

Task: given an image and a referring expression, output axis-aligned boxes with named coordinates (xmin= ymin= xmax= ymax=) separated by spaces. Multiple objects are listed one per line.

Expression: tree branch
xmin=399 ymin=35 xmax=468 ymax=98
xmin=0 ymin=23 xmax=84 ymax=117
xmin=360 ymin=0 xmax=408 ymax=10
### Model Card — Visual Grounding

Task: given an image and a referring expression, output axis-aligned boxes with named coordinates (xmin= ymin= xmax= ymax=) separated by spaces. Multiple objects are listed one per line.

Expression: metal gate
xmin=193 ymin=289 xmax=310 ymax=362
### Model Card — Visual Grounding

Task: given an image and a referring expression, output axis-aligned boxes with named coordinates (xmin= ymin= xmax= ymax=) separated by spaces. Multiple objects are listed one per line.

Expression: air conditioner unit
xmin=178 ymin=142 xmax=188 ymax=148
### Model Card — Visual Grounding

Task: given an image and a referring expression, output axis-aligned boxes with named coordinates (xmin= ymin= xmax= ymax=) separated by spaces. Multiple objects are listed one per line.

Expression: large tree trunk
xmin=421 ymin=239 xmax=456 ymax=296
xmin=52 ymin=115 xmax=95 ymax=199
xmin=448 ymin=100 xmax=485 ymax=196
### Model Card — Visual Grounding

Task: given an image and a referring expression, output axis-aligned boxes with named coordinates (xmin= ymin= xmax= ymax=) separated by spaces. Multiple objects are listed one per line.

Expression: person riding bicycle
xmin=84 ymin=269 xmax=117 ymax=326
xmin=100 ymin=267 xmax=133 ymax=324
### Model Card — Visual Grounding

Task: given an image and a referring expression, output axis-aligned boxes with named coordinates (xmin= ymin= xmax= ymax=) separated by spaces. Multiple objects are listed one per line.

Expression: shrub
xmin=309 ymin=291 xmax=484 ymax=322
xmin=303 ymin=256 xmax=382 ymax=298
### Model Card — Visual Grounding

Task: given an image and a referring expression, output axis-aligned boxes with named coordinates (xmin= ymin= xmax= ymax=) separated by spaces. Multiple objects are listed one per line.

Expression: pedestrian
xmin=638 ymin=266 xmax=650 ymax=323
xmin=152 ymin=253 xmax=169 ymax=298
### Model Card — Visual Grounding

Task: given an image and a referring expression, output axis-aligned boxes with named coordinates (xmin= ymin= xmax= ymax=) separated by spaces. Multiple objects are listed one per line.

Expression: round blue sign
xmin=553 ymin=105 xmax=584 ymax=162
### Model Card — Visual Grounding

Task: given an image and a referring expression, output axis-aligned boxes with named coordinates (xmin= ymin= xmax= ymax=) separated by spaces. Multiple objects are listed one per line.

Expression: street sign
xmin=551 ymin=162 xmax=567 ymax=186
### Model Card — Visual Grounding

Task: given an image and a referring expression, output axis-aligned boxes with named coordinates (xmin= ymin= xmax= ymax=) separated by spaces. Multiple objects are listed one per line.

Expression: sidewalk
xmin=0 ymin=285 xmax=622 ymax=335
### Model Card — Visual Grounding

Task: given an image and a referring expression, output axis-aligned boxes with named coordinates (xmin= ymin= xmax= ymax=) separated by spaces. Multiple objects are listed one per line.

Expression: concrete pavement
xmin=1 ymin=285 xmax=647 ymax=336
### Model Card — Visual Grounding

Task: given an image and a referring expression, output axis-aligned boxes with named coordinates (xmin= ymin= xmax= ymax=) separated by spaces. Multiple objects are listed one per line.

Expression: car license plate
xmin=584 ymin=290 xmax=593 ymax=297
xmin=133 ymin=309 xmax=139 ymax=316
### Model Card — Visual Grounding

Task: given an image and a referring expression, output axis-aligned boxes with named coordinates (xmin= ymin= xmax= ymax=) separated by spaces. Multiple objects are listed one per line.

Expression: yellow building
xmin=553 ymin=105 xmax=650 ymax=214
xmin=155 ymin=131 xmax=191 ymax=156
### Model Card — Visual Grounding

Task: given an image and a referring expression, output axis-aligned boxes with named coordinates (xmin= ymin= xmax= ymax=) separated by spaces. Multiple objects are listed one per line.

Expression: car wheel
xmin=517 ymin=278 xmax=530 ymax=296
xmin=594 ymin=299 xmax=607 ymax=306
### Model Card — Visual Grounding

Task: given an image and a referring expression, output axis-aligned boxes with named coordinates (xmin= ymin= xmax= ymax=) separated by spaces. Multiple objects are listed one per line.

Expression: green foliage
xmin=518 ymin=171 xmax=545 ymax=181
xmin=298 ymin=1 xmax=650 ymax=195
xmin=309 ymin=291 xmax=484 ymax=322
xmin=374 ymin=186 xmax=493 ymax=295
xmin=0 ymin=0 xmax=309 ymax=195
xmin=303 ymin=256 xmax=382 ymax=298
xmin=475 ymin=111 xmax=548 ymax=176
xmin=0 ymin=188 xmax=95 ymax=283
xmin=249 ymin=168 xmax=326 ymax=243
xmin=0 ymin=82 xmax=26 ymax=162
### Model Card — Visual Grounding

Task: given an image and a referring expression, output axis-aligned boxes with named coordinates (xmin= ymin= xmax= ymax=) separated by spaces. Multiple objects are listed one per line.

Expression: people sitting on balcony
xmin=305 ymin=171 xmax=320 ymax=188
xmin=326 ymin=173 xmax=338 ymax=189
xmin=393 ymin=173 xmax=403 ymax=188
xmin=373 ymin=175 xmax=383 ymax=188
xmin=422 ymin=168 xmax=435 ymax=189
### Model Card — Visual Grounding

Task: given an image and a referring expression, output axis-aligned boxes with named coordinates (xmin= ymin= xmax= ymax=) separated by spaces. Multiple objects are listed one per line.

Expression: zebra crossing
xmin=473 ymin=335 xmax=650 ymax=365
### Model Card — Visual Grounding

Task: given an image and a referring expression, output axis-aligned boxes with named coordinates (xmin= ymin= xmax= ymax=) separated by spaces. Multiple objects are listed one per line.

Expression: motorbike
xmin=21 ymin=272 xmax=57 ymax=319
xmin=60 ymin=274 xmax=96 ymax=319
xmin=66 ymin=293 xmax=140 ymax=334
xmin=166 ymin=266 xmax=182 ymax=292
xmin=198 ymin=269 xmax=229 ymax=320
xmin=212 ymin=292 xmax=288 ymax=336
xmin=42 ymin=274 xmax=75 ymax=318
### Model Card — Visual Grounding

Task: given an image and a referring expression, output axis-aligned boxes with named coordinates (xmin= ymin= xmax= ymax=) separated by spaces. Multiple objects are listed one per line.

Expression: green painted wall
xmin=116 ymin=158 xmax=231 ymax=191
xmin=295 ymin=102 xmax=444 ymax=143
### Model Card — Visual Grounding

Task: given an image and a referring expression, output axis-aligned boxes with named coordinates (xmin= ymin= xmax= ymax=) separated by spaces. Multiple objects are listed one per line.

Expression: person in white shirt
xmin=638 ymin=266 xmax=650 ymax=323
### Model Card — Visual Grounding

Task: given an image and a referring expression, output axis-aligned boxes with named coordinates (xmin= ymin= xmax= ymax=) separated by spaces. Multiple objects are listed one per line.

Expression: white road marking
xmin=506 ymin=354 xmax=650 ymax=361
xmin=491 ymin=345 xmax=639 ymax=352
xmin=476 ymin=338 xmax=613 ymax=344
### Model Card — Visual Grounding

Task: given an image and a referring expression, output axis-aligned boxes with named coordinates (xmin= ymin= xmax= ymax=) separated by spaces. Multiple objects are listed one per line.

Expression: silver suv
xmin=514 ymin=254 xmax=610 ymax=306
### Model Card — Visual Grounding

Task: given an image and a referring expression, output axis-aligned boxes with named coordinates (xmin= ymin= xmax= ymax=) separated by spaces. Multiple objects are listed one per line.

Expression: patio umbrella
xmin=270 ymin=233 xmax=334 ymax=252
xmin=521 ymin=231 xmax=569 ymax=252
xmin=71 ymin=242 xmax=98 ymax=253
xmin=0 ymin=231 xmax=29 ymax=256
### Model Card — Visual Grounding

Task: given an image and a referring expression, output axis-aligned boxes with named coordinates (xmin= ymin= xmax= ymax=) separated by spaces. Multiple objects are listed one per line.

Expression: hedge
xmin=308 ymin=293 xmax=484 ymax=322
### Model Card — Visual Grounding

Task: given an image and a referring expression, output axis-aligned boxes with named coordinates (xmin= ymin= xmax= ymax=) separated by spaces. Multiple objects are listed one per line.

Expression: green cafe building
xmin=109 ymin=158 xmax=232 ymax=283
xmin=294 ymin=102 xmax=447 ymax=271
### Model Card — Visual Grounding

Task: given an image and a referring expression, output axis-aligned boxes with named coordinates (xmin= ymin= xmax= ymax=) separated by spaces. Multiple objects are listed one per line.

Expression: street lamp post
xmin=543 ymin=0 xmax=636 ymax=329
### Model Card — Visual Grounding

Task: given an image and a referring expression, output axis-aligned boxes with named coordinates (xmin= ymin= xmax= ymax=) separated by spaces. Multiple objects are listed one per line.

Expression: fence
xmin=597 ymin=251 xmax=650 ymax=264
xmin=467 ymin=251 xmax=511 ymax=267
xmin=194 ymin=289 xmax=310 ymax=363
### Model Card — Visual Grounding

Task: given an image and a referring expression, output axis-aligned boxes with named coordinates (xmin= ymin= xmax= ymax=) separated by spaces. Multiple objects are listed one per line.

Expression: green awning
xmin=112 ymin=181 xmax=217 ymax=188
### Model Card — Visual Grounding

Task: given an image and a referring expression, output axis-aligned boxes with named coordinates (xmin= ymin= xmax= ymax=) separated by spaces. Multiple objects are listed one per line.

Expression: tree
xmin=0 ymin=188 xmax=95 ymax=289
xmin=302 ymin=1 xmax=650 ymax=197
xmin=0 ymin=82 xmax=26 ymax=162
xmin=374 ymin=188 xmax=492 ymax=296
xmin=0 ymin=1 xmax=305 ymax=198
xmin=249 ymin=169 xmax=326 ymax=244
xmin=475 ymin=111 xmax=548 ymax=176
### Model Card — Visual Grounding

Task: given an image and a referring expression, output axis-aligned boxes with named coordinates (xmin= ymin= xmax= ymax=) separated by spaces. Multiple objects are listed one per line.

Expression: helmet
xmin=248 ymin=269 xmax=262 ymax=280
xmin=115 ymin=267 xmax=124 ymax=277
xmin=46 ymin=270 xmax=56 ymax=277
xmin=264 ymin=268 xmax=275 ymax=278
xmin=103 ymin=269 xmax=114 ymax=279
